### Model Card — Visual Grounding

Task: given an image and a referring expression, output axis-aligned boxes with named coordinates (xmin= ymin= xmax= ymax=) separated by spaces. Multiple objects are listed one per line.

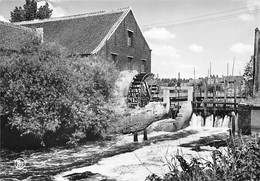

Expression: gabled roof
xmin=16 ymin=7 xmax=131 ymax=55
xmin=0 ymin=21 xmax=37 ymax=51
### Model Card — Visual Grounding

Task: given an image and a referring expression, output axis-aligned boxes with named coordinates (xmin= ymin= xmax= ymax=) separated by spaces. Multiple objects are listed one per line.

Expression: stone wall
xmin=251 ymin=107 xmax=260 ymax=129
xmin=238 ymin=104 xmax=251 ymax=135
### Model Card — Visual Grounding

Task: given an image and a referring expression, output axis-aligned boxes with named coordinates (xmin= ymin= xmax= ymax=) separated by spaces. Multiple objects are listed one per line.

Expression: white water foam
xmin=190 ymin=113 xmax=231 ymax=128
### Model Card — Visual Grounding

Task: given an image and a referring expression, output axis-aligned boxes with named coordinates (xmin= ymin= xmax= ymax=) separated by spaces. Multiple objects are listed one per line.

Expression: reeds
xmin=145 ymin=134 xmax=260 ymax=181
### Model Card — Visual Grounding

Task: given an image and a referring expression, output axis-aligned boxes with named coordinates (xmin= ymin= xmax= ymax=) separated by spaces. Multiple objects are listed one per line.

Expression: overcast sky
xmin=0 ymin=0 xmax=259 ymax=78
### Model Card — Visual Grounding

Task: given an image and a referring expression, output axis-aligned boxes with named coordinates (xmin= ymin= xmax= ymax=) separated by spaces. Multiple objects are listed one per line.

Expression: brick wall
xmin=101 ymin=11 xmax=151 ymax=73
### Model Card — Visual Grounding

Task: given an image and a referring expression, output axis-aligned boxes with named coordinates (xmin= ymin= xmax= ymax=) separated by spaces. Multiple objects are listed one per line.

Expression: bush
xmin=0 ymin=38 xmax=119 ymax=148
xmin=243 ymin=57 xmax=253 ymax=97
xmin=145 ymin=136 xmax=260 ymax=181
xmin=63 ymin=55 xmax=119 ymax=144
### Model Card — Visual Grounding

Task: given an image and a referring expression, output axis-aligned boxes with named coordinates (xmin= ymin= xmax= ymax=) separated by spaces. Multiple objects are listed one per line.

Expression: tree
xmin=243 ymin=56 xmax=254 ymax=97
xmin=1 ymin=35 xmax=119 ymax=148
xmin=23 ymin=0 xmax=37 ymax=21
xmin=10 ymin=0 xmax=52 ymax=22
xmin=10 ymin=6 xmax=25 ymax=22
xmin=37 ymin=2 xmax=52 ymax=20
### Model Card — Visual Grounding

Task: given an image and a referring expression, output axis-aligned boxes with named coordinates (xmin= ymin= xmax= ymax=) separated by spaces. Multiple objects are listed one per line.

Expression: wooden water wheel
xmin=127 ymin=73 xmax=159 ymax=108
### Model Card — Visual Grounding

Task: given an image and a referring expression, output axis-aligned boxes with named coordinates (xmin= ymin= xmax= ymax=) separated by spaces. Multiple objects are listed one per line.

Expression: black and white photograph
xmin=0 ymin=0 xmax=260 ymax=180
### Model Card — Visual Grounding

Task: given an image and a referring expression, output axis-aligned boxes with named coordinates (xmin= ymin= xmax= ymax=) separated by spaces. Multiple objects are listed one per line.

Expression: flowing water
xmin=0 ymin=135 xmax=146 ymax=180
xmin=1 ymin=112 xmax=231 ymax=180
xmin=190 ymin=113 xmax=232 ymax=128
xmin=0 ymin=130 xmax=203 ymax=180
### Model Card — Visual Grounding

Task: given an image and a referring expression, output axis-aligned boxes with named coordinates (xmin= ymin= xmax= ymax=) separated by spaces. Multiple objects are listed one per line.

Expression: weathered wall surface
xmin=103 ymin=11 xmax=151 ymax=73
xmin=238 ymin=104 xmax=251 ymax=135
xmin=251 ymin=108 xmax=260 ymax=129
xmin=113 ymin=70 xmax=138 ymax=113
xmin=120 ymin=102 xmax=168 ymax=134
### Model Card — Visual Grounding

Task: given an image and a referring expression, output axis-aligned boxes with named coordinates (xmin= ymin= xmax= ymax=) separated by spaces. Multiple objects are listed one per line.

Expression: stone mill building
xmin=15 ymin=7 xmax=151 ymax=73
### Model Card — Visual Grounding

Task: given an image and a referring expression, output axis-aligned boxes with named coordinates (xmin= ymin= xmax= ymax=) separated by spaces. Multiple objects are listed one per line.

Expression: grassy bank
xmin=146 ymin=132 xmax=260 ymax=181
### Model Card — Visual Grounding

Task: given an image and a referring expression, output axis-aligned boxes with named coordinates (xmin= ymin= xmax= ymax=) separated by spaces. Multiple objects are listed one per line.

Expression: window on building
xmin=127 ymin=30 xmax=133 ymax=46
xmin=128 ymin=56 xmax=133 ymax=70
xmin=141 ymin=59 xmax=146 ymax=72
xmin=111 ymin=53 xmax=118 ymax=63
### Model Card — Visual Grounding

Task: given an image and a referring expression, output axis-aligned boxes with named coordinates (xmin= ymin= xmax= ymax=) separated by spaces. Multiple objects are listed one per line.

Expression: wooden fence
xmin=192 ymin=77 xmax=247 ymax=125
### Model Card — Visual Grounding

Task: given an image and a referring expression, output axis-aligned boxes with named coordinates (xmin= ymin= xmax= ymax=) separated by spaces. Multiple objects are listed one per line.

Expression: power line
xmin=162 ymin=10 xmax=260 ymax=29
xmin=141 ymin=9 xmax=260 ymax=29
xmin=142 ymin=6 xmax=252 ymax=26
xmin=141 ymin=6 xmax=260 ymax=29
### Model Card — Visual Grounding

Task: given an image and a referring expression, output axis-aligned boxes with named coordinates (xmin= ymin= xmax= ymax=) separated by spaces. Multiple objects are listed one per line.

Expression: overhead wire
xmin=142 ymin=6 xmax=252 ymax=26
xmin=141 ymin=6 xmax=260 ymax=29
xmin=162 ymin=10 xmax=260 ymax=29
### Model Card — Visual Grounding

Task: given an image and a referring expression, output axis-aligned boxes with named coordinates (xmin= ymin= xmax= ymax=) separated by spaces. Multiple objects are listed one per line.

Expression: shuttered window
xmin=127 ymin=30 xmax=133 ymax=46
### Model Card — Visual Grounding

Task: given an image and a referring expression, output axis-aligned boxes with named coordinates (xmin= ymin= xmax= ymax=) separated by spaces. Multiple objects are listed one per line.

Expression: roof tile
xmin=17 ymin=7 xmax=131 ymax=54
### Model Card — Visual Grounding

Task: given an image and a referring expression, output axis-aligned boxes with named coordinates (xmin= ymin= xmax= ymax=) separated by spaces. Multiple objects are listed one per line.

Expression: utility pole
xmin=177 ymin=72 xmax=180 ymax=112
xmin=210 ymin=62 xmax=212 ymax=84
xmin=210 ymin=62 xmax=212 ymax=77
xmin=194 ymin=67 xmax=195 ymax=80
xmin=227 ymin=62 xmax=229 ymax=76
xmin=232 ymin=57 xmax=235 ymax=76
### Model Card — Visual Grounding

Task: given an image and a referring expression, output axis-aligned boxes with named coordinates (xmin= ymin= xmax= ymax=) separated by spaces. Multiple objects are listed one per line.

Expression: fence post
xmin=163 ymin=88 xmax=170 ymax=113
xmin=231 ymin=112 xmax=236 ymax=138
xmin=143 ymin=129 xmax=148 ymax=141
xmin=203 ymin=78 xmax=208 ymax=126
xmin=134 ymin=130 xmax=138 ymax=142
xmin=239 ymin=79 xmax=242 ymax=103
xmin=234 ymin=79 xmax=237 ymax=111
xmin=224 ymin=78 xmax=227 ymax=112
xmin=213 ymin=77 xmax=216 ymax=127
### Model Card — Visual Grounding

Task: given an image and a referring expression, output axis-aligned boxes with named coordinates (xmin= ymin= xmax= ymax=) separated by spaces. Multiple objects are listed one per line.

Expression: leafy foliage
xmin=156 ymin=78 xmax=190 ymax=87
xmin=243 ymin=57 xmax=253 ymax=97
xmin=10 ymin=0 xmax=52 ymax=22
xmin=207 ymin=83 xmax=224 ymax=93
xmin=0 ymin=35 xmax=119 ymax=146
xmin=36 ymin=2 xmax=53 ymax=20
xmin=23 ymin=0 xmax=38 ymax=21
xmin=146 ymin=136 xmax=260 ymax=181
xmin=193 ymin=79 xmax=224 ymax=93
xmin=63 ymin=56 xmax=119 ymax=144
xmin=10 ymin=6 xmax=25 ymax=23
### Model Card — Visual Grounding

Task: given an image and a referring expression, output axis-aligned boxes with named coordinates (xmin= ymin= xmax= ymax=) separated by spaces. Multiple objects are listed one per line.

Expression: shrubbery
xmin=145 ymin=137 xmax=260 ymax=181
xmin=243 ymin=57 xmax=253 ymax=97
xmin=0 ymin=35 xmax=119 ymax=147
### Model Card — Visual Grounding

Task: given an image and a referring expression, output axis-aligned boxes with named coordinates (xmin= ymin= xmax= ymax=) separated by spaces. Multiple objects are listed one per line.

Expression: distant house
xmin=220 ymin=76 xmax=243 ymax=84
xmin=15 ymin=7 xmax=151 ymax=73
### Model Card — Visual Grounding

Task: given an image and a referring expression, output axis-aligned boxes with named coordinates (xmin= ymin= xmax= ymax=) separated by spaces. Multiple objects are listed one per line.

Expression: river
xmin=1 ymin=116 xmax=230 ymax=181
